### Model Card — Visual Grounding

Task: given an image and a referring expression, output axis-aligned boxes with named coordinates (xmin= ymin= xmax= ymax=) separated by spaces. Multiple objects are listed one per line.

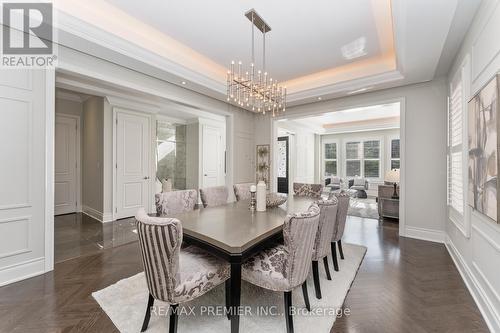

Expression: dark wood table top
xmin=169 ymin=195 xmax=316 ymax=254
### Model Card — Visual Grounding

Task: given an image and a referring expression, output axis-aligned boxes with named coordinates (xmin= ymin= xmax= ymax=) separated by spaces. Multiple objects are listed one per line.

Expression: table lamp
xmin=385 ymin=169 xmax=400 ymax=199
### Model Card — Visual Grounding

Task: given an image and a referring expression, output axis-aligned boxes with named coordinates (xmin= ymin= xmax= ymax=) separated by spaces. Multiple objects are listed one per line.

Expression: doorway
xmin=277 ymin=136 xmax=289 ymax=193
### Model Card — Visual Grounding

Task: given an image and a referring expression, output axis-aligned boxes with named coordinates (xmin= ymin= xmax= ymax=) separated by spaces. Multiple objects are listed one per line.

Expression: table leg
xmin=230 ymin=256 xmax=242 ymax=333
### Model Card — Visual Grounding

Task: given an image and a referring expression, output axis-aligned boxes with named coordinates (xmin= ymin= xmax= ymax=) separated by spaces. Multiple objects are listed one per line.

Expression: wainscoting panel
xmin=0 ymin=69 xmax=47 ymax=286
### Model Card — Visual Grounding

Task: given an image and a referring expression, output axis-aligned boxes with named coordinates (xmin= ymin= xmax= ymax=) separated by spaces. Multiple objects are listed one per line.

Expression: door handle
xmin=143 ymin=176 xmax=150 ymax=180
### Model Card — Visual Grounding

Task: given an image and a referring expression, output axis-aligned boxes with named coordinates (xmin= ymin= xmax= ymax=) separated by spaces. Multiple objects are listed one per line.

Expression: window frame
xmin=322 ymin=139 xmax=339 ymax=179
xmin=343 ymin=137 xmax=383 ymax=180
xmin=447 ymin=55 xmax=471 ymax=238
xmin=388 ymin=137 xmax=401 ymax=170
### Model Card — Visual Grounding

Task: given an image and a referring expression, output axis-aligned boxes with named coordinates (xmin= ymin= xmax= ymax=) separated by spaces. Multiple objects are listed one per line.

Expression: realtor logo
xmin=1 ymin=2 xmax=56 ymax=67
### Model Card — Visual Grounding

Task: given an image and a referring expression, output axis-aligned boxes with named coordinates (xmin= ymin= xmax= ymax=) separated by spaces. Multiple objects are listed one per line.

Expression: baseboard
xmin=404 ymin=226 xmax=445 ymax=243
xmin=445 ymin=236 xmax=499 ymax=332
xmin=82 ymin=205 xmax=113 ymax=223
xmin=0 ymin=257 xmax=45 ymax=287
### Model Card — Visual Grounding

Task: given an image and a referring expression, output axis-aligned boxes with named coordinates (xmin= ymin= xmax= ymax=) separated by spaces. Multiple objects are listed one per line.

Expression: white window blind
xmin=448 ymin=75 xmax=464 ymax=215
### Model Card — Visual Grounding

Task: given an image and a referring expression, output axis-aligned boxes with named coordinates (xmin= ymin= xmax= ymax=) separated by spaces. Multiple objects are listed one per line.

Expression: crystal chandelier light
xmin=227 ymin=9 xmax=286 ymax=116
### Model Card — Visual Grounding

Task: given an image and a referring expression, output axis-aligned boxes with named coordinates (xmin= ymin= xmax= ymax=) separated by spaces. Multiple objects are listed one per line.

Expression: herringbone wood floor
xmin=0 ymin=217 xmax=489 ymax=333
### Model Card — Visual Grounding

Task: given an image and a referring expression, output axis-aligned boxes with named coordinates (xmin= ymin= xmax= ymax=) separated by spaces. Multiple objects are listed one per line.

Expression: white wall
xmin=271 ymin=79 xmax=448 ymax=241
xmin=81 ymin=96 xmax=105 ymax=217
xmin=277 ymin=122 xmax=316 ymax=185
xmin=446 ymin=0 xmax=500 ymax=331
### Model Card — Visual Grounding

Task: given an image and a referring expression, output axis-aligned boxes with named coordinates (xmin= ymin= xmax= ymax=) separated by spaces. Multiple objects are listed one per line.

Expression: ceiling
xmin=280 ymin=102 xmax=400 ymax=134
xmin=53 ymin=0 xmax=482 ymax=109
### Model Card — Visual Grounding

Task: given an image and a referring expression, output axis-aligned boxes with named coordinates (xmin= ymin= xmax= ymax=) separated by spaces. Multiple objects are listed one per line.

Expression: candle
xmin=250 ymin=185 xmax=257 ymax=193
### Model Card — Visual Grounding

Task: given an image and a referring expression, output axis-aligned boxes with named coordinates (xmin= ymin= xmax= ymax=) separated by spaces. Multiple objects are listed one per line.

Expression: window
xmin=156 ymin=120 xmax=187 ymax=190
xmin=363 ymin=140 xmax=380 ymax=178
xmin=390 ymin=139 xmax=400 ymax=169
xmin=447 ymin=71 xmax=464 ymax=215
xmin=323 ymin=142 xmax=337 ymax=177
xmin=345 ymin=141 xmax=361 ymax=177
xmin=345 ymin=140 xmax=381 ymax=178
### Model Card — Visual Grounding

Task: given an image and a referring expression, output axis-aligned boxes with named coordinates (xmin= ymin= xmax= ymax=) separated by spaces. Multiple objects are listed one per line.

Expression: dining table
xmin=167 ymin=194 xmax=317 ymax=333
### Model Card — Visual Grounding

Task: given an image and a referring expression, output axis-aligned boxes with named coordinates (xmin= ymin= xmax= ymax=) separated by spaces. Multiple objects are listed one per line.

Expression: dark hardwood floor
xmin=0 ymin=216 xmax=489 ymax=332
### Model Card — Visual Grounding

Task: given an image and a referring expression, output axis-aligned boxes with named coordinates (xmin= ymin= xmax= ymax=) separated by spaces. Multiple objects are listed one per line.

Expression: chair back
xmin=312 ymin=197 xmax=338 ymax=260
xmin=155 ymin=189 xmax=198 ymax=216
xmin=293 ymin=182 xmax=323 ymax=198
xmin=199 ymin=186 xmax=229 ymax=208
xmin=330 ymin=191 xmax=350 ymax=241
xmin=135 ymin=208 xmax=182 ymax=303
xmin=233 ymin=183 xmax=253 ymax=201
xmin=283 ymin=203 xmax=321 ymax=288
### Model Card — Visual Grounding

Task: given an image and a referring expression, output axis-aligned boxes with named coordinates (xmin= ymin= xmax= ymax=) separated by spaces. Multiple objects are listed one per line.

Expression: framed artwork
xmin=256 ymin=144 xmax=270 ymax=189
xmin=467 ymin=74 xmax=499 ymax=223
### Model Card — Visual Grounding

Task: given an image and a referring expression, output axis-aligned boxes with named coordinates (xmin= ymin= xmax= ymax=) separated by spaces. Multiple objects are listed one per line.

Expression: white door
xmin=202 ymin=125 xmax=224 ymax=187
xmin=115 ymin=110 xmax=150 ymax=219
xmin=54 ymin=115 xmax=78 ymax=215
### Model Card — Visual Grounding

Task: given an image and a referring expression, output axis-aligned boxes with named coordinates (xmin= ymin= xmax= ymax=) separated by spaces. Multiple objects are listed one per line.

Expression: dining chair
xmin=242 ymin=204 xmax=321 ymax=333
xmin=199 ymin=186 xmax=229 ymax=207
xmin=155 ymin=189 xmax=198 ymax=216
xmin=135 ymin=208 xmax=230 ymax=333
xmin=311 ymin=197 xmax=338 ymax=299
xmin=293 ymin=182 xmax=323 ymax=198
xmin=233 ymin=182 xmax=254 ymax=201
xmin=329 ymin=191 xmax=350 ymax=271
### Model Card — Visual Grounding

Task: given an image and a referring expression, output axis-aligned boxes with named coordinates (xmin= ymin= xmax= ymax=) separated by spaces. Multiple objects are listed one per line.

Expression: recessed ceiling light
xmin=317 ymin=97 xmax=322 ymax=100
xmin=181 ymin=81 xmax=187 ymax=85
xmin=341 ymin=37 xmax=367 ymax=60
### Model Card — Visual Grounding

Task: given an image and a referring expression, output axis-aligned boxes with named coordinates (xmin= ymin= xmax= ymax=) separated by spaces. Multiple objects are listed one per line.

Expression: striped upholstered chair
xmin=292 ymin=182 xmax=323 ymax=198
xmin=199 ymin=186 xmax=229 ymax=207
xmin=311 ymin=197 xmax=338 ymax=299
xmin=329 ymin=191 xmax=350 ymax=271
xmin=155 ymin=189 xmax=198 ymax=216
xmin=233 ymin=182 xmax=254 ymax=201
xmin=241 ymin=204 xmax=321 ymax=333
xmin=135 ymin=209 xmax=230 ymax=333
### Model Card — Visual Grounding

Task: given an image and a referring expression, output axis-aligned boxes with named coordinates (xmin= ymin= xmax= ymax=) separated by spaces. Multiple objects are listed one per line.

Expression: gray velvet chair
xmin=292 ymin=182 xmax=323 ymax=198
xmin=233 ymin=182 xmax=254 ymax=201
xmin=199 ymin=186 xmax=229 ymax=208
xmin=135 ymin=208 xmax=230 ymax=333
xmin=242 ymin=204 xmax=321 ymax=333
xmin=329 ymin=191 xmax=350 ymax=271
xmin=311 ymin=197 xmax=338 ymax=299
xmin=155 ymin=189 xmax=198 ymax=216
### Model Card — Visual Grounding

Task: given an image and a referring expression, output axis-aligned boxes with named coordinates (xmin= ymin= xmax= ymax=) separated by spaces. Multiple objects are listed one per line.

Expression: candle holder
xmin=249 ymin=191 xmax=256 ymax=211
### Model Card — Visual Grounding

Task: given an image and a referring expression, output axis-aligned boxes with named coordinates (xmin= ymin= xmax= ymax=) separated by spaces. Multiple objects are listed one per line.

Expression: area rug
xmin=348 ymin=198 xmax=379 ymax=219
xmin=92 ymin=243 xmax=366 ymax=333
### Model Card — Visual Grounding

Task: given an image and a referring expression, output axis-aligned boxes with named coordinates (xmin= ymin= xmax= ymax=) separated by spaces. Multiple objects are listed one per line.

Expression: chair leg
xmin=331 ymin=242 xmax=339 ymax=272
xmin=169 ymin=304 xmax=179 ymax=333
xmin=225 ymin=278 xmax=231 ymax=320
xmin=141 ymin=293 xmax=154 ymax=332
xmin=312 ymin=261 xmax=322 ymax=299
xmin=284 ymin=291 xmax=294 ymax=333
xmin=301 ymin=281 xmax=311 ymax=311
xmin=323 ymin=256 xmax=332 ymax=280
xmin=338 ymin=240 xmax=345 ymax=260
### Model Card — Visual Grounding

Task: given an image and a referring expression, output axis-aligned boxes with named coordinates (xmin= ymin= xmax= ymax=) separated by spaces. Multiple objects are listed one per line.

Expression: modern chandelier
xmin=227 ymin=9 xmax=286 ymax=116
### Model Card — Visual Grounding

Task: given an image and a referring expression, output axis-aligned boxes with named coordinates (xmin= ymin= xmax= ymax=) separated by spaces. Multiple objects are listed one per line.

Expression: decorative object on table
xmin=385 ymin=169 xmax=400 ymax=199
xmin=266 ymin=193 xmax=287 ymax=208
xmin=161 ymin=178 xmax=172 ymax=192
xmin=468 ymin=74 xmax=499 ymax=223
xmin=256 ymin=144 xmax=270 ymax=189
xmin=226 ymin=9 xmax=286 ymax=116
xmin=249 ymin=184 xmax=257 ymax=211
xmin=256 ymin=180 xmax=267 ymax=212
